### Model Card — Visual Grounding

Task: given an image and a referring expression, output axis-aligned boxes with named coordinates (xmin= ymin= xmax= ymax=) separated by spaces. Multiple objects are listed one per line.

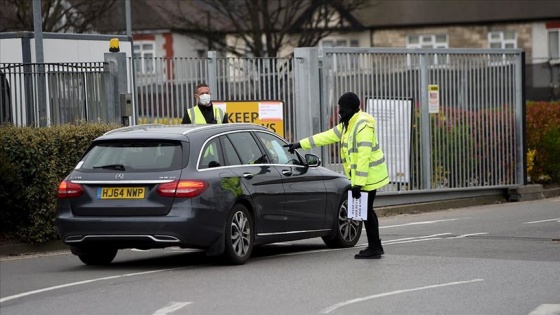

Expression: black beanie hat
xmin=338 ymin=92 xmax=360 ymax=109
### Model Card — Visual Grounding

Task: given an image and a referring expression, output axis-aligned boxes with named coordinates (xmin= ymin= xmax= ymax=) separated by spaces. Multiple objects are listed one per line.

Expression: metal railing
xmin=1 ymin=62 xmax=108 ymax=126
xmin=1 ymin=48 xmax=525 ymax=205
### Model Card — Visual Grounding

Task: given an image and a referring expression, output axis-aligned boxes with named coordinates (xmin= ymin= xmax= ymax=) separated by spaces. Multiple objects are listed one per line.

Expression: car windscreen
xmin=79 ymin=140 xmax=183 ymax=172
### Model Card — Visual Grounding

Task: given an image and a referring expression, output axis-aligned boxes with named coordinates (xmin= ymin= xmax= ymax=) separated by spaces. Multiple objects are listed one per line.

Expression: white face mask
xmin=199 ymin=94 xmax=211 ymax=106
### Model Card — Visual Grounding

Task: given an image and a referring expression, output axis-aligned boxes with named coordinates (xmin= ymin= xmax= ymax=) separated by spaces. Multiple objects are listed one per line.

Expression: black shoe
xmin=359 ymin=246 xmax=384 ymax=255
xmin=355 ymin=248 xmax=382 ymax=259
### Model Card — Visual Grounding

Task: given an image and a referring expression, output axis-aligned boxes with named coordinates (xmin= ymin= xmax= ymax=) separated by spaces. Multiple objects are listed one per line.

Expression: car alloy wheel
xmin=322 ymin=198 xmax=362 ymax=248
xmin=223 ymin=204 xmax=253 ymax=264
xmin=338 ymin=200 xmax=362 ymax=242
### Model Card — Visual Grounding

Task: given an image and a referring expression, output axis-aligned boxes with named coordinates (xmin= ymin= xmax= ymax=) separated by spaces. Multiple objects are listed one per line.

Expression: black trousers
xmin=364 ymin=190 xmax=383 ymax=251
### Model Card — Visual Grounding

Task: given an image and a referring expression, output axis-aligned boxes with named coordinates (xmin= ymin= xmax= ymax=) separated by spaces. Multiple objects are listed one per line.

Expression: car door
xmin=254 ymin=131 xmax=327 ymax=232
xmin=222 ymin=131 xmax=287 ymax=234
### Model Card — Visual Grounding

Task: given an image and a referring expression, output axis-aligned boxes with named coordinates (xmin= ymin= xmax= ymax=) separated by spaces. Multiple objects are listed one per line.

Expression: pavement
xmin=1 ymin=185 xmax=558 ymax=259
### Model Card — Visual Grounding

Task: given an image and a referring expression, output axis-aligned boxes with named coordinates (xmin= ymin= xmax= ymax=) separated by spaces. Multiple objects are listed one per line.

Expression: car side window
xmin=199 ymin=138 xmax=223 ymax=169
xmin=227 ymin=132 xmax=268 ymax=165
xmin=221 ymin=136 xmax=242 ymax=166
xmin=255 ymin=132 xmax=301 ymax=165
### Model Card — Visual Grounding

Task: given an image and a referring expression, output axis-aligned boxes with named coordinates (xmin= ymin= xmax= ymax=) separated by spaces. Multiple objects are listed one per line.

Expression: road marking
xmin=0 ymin=267 xmax=189 ymax=304
xmin=528 ymin=304 xmax=560 ymax=315
xmin=380 ymin=219 xmax=461 ymax=229
xmin=319 ymin=279 xmax=484 ymax=314
xmin=524 ymin=218 xmax=560 ymax=224
xmin=153 ymin=302 xmax=192 ymax=315
xmin=383 ymin=233 xmax=452 ymax=243
xmin=448 ymin=232 xmax=489 ymax=238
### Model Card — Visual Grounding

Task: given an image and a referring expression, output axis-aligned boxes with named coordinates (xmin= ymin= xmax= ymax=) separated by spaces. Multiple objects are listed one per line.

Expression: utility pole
xmin=33 ymin=0 xmax=47 ymax=126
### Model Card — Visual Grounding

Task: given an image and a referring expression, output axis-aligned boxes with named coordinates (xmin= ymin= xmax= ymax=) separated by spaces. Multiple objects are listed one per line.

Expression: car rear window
xmin=79 ymin=140 xmax=183 ymax=171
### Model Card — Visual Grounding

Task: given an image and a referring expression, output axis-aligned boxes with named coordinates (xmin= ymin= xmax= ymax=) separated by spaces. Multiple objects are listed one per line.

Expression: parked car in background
xmin=57 ymin=123 xmax=361 ymax=265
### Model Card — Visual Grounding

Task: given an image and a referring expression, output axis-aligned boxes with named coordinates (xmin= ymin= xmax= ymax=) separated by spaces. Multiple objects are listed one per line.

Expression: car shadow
xmin=72 ymin=243 xmax=331 ymax=270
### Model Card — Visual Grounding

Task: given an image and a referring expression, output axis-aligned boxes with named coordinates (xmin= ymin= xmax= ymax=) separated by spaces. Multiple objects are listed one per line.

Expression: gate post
xmin=104 ymin=39 xmax=129 ymax=124
xmin=294 ymin=48 xmax=322 ymax=156
xmin=419 ymin=53 xmax=432 ymax=189
xmin=207 ymin=51 xmax=218 ymax=97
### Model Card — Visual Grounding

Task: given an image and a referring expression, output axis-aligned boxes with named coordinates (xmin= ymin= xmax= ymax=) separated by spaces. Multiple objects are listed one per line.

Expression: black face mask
xmin=338 ymin=107 xmax=356 ymax=122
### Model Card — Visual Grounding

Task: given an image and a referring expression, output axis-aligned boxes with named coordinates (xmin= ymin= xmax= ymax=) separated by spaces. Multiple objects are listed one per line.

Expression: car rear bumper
xmin=57 ymin=209 xmax=226 ymax=250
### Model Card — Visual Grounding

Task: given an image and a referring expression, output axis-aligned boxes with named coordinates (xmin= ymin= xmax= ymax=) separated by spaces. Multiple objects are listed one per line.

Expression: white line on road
xmin=528 ymin=304 xmax=560 ymax=315
xmin=448 ymin=233 xmax=489 ymax=238
xmin=380 ymin=219 xmax=462 ymax=229
xmin=153 ymin=302 xmax=192 ymax=315
xmin=319 ymin=279 xmax=485 ymax=314
xmin=383 ymin=233 xmax=453 ymax=243
xmin=0 ymin=267 xmax=189 ymax=304
xmin=524 ymin=218 xmax=560 ymax=224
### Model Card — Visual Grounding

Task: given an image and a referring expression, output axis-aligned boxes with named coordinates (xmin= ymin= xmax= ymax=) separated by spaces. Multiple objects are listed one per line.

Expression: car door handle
xmin=282 ymin=169 xmax=292 ymax=176
xmin=243 ymin=172 xmax=254 ymax=179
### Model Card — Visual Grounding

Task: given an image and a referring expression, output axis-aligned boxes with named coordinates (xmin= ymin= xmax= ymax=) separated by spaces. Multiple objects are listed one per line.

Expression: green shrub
xmin=526 ymin=101 xmax=560 ymax=183
xmin=0 ymin=122 xmax=119 ymax=243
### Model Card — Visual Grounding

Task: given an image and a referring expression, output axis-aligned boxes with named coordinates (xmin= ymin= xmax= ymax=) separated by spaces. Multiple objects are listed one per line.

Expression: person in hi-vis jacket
xmin=284 ymin=92 xmax=389 ymax=259
xmin=182 ymin=83 xmax=228 ymax=124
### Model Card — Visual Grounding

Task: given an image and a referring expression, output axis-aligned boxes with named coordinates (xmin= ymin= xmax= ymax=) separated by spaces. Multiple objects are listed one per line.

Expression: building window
xmin=406 ymin=34 xmax=449 ymax=66
xmin=488 ymin=31 xmax=517 ymax=49
xmin=321 ymin=39 xmax=359 ymax=48
xmin=133 ymin=41 xmax=156 ymax=74
xmin=549 ymin=29 xmax=560 ymax=59
xmin=407 ymin=34 xmax=448 ymax=49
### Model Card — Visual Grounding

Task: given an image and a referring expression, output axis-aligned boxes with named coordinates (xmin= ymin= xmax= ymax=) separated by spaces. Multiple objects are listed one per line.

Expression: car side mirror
xmin=305 ymin=153 xmax=321 ymax=167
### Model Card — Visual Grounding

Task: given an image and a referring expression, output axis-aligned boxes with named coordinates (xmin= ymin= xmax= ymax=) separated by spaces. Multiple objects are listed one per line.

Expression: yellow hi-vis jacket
xmin=187 ymin=106 xmax=225 ymax=124
xmin=299 ymin=110 xmax=389 ymax=191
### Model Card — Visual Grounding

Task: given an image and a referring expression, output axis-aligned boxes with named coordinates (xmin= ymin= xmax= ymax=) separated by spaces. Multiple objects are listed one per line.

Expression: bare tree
xmin=160 ymin=0 xmax=370 ymax=58
xmin=0 ymin=0 xmax=117 ymax=33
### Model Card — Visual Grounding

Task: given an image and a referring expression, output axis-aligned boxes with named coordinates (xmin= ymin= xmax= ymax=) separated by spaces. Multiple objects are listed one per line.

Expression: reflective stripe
xmin=214 ymin=107 xmax=224 ymax=123
xmin=333 ymin=126 xmax=342 ymax=138
xmin=371 ymin=156 xmax=386 ymax=167
xmin=350 ymin=156 xmax=386 ymax=169
xmin=188 ymin=108 xmax=197 ymax=124
xmin=351 ymin=120 xmax=367 ymax=152
xmin=356 ymin=171 xmax=368 ymax=177
xmin=357 ymin=141 xmax=372 ymax=147
xmin=309 ymin=137 xmax=316 ymax=147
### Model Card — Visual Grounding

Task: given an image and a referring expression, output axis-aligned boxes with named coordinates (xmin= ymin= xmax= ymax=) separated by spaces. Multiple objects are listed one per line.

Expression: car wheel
xmin=322 ymin=197 xmax=362 ymax=248
xmin=222 ymin=204 xmax=253 ymax=265
xmin=71 ymin=246 xmax=118 ymax=265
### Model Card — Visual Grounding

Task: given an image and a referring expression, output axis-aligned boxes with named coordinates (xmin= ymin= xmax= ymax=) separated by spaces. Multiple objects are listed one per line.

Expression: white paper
xmin=347 ymin=191 xmax=368 ymax=221
xmin=258 ymin=102 xmax=283 ymax=120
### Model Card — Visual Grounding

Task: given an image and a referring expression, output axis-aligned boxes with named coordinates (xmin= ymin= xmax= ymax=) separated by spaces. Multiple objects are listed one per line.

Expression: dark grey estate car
xmin=57 ymin=123 xmax=362 ymax=265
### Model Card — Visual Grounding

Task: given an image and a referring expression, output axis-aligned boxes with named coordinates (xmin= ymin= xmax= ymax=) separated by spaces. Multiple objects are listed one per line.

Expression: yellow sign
xmin=213 ymin=101 xmax=284 ymax=137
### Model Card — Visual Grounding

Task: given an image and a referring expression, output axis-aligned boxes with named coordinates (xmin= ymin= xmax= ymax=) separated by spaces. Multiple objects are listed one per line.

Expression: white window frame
xmin=549 ymin=29 xmax=560 ymax=60
xmin=488 ymin=31 xmax=517 ymax=49
xmin=406 ymin=34 xmax=449 ymax=67
xmin=133 ymin=41 xmax=156 ymax=74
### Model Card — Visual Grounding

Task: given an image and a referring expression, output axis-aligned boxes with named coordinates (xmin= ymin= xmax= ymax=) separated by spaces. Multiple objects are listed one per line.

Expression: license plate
xmin=97 ymin=187 xmax=146 ymax=199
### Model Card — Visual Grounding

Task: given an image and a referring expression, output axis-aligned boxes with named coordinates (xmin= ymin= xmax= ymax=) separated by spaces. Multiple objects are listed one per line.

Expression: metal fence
xmin=131 ymin=53 xmax=297 ymax=137
xmin=1 ymin=48 xmax=525 ymax=205
xmin=313 ymin=48 xmax=524 ymax=196
xmin=1 ymin=62 xmax=108 ymax=126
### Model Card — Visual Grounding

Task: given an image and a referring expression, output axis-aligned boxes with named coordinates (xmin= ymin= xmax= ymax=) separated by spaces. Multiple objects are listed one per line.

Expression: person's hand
xmin=351 ymin=186 xmax=362 ymax=199
xmin=283 ymin=142 xmax=301 ymax=154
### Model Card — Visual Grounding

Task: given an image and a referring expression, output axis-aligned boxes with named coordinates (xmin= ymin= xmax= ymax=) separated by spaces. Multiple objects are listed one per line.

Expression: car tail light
xmin=157 ymin=180 xmax=208 ymax=198
xmin=57 ymin=181 xmax=84 ymax=199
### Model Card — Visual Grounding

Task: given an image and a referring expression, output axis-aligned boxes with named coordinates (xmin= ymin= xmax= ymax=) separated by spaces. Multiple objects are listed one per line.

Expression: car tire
xmin=72 ymin=246 xmax=118 ymax=265
xmin=222 ymin=204 xmax=254 ymax=265
xmin=322 ymin=196 xmax=362 ymax=248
